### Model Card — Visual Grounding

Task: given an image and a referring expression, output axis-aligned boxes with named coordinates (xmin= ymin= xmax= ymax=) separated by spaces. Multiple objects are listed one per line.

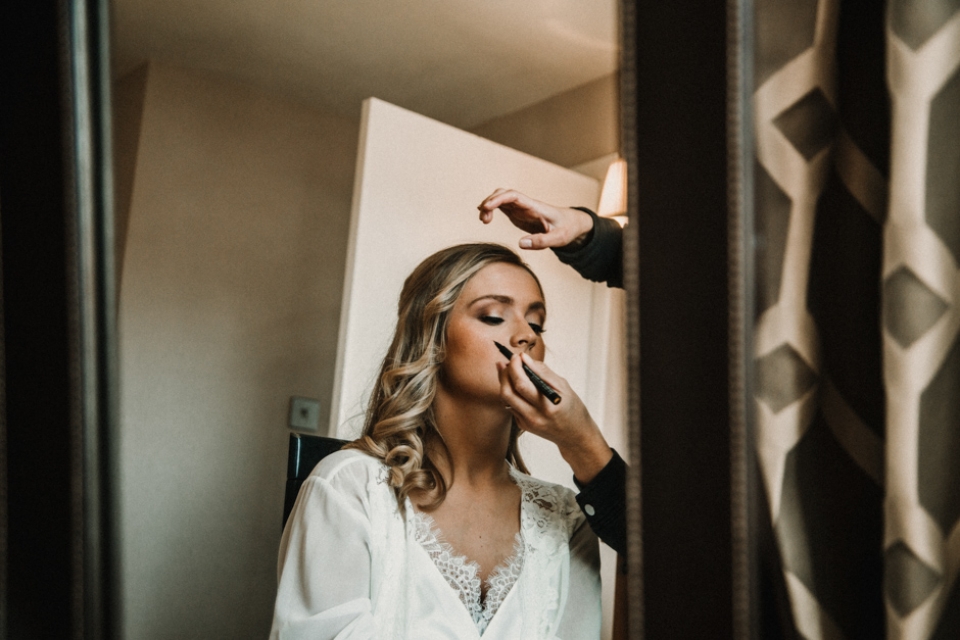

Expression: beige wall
xmin=116 ymin=61 xmax=358 ymax=639
xmin=470 ymin=73 xmax=619 ymax=169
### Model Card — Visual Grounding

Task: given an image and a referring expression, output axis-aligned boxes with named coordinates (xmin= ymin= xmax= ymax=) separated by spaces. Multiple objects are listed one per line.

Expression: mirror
xmin=108 ymin=1 xmax=622 ymax=637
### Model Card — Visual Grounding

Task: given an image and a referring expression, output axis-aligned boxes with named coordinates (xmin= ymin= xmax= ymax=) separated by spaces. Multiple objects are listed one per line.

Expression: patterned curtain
xmin=753 ymin=1 xmax=960 ymax=638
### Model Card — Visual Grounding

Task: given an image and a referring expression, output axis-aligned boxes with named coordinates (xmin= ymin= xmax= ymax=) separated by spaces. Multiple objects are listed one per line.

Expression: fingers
xmin=498 ymin=356 xmax=541 ymax=408
xmin=499 ymin=359 xmax=557 ymax=432
xmin=478 ymin=189 xmax=538 ymax=225
xmin=478 ymin=187 xmax=510 ymax=209
xmin=478 ymin=189 xmax=507 ymax=222
xmin=498 ymin=357 xmax=602 ymax=459
xmin=478 ymin=189 xmax=504 ymax=224
xmin=479 ymin=188 xmax=528 ymax=214
xmin=499 ymin=352 xmax=571 ymax=406
xmin=518 ymin=353 xmax=566 ymax=392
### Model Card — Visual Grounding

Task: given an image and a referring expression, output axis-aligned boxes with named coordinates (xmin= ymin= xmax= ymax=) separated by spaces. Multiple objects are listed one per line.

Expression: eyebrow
xmin=468 ymin=294 xmax=546 ymax=314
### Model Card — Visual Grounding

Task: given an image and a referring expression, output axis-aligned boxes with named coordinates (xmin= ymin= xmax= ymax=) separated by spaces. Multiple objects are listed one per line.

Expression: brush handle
xmin=522 ymin=362 xmax=562 ymax=405
xmin=494 ymin=341 xmax=562 ymax=405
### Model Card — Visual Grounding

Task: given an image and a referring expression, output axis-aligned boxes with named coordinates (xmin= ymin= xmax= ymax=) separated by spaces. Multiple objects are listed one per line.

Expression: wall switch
xmin=288 ymin=396 xmax=321 ymax=431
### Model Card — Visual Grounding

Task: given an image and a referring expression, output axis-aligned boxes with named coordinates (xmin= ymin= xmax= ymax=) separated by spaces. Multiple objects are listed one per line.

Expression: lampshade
xmin=596 ymin=158 xmax=627 ymax=219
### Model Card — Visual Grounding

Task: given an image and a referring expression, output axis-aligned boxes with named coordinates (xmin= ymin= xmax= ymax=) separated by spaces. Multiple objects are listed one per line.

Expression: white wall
xmin=116 ymin=61 xmax=358 ymax=639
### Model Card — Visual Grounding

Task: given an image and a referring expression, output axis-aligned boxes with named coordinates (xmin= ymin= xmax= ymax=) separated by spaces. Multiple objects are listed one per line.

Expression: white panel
xmin=332 ymin=98 xmax=605 ymax=488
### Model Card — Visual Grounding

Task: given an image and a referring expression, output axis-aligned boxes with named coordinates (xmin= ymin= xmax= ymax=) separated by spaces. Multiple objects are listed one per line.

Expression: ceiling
xmin=111 ymin=0 xmax=619 ymax=129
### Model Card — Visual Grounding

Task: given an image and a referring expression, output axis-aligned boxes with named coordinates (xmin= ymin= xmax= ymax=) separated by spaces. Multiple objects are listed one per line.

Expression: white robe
xmin=270 ymin=449 xmax=602 ymax=639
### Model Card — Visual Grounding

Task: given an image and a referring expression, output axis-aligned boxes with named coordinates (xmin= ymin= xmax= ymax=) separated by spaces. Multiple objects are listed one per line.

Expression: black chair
xmin=282 ymin=433 xmax=348 ymax=528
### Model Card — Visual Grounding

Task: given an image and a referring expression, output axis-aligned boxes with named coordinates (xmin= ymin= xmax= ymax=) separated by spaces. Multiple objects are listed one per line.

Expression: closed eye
xmin=528 ymin=322 xmax=545 ymax=335
xmin=480 ymin=316 xmax=504 ymax=325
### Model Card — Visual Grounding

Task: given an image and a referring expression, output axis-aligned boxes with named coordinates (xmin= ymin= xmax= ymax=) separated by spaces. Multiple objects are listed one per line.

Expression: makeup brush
xmin=494 ymin=341 xmax=562 ymax=405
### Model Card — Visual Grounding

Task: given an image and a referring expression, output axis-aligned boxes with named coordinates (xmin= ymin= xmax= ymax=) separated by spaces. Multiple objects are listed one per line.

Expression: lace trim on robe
xmin=412 ymin=510 xmax=524 ymax=636
xmin=410 ymin=467 xmax=578 ymax=636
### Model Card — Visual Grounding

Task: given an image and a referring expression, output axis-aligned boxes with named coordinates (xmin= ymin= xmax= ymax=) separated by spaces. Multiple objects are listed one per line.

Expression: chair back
xmin=283 ymin=433 xmax=347 ymax=528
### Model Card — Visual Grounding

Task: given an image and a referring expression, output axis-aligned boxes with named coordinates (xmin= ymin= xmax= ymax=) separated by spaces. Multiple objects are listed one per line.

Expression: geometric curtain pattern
xmin=884 ymin=2 xmax=960 ymax=638
xmin=753 ymin=1 xmax=960 ymax=638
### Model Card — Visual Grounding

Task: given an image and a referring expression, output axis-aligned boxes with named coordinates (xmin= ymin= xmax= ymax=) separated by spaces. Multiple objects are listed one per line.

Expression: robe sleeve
xmin=555 ymin=501 xmax=603 ymax=639
xmin=269 ymin=455 xmax=380 ymax=640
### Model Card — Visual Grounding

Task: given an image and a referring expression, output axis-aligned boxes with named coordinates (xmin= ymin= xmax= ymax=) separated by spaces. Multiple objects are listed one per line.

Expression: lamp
xmin=596 ymin=158 xmax=627 ymax=224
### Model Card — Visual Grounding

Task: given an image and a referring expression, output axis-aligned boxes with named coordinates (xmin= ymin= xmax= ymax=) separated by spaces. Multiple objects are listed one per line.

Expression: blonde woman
xmin=270 ymin=244 xmax=601 ymax=639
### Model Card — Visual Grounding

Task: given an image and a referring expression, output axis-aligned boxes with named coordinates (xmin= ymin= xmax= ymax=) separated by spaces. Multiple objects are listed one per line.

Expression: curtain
xmin=753 ymin=1 xmax=960 ymax=638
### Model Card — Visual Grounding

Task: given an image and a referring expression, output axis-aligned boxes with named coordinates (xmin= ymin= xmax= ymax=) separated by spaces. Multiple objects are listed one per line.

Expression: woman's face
xmin=439 ymin=261 xmax=546 ymax=404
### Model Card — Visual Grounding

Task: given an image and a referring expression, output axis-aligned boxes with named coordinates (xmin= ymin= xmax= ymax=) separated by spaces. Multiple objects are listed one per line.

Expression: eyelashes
xmin=479 ymin=316 xmax=545 ymax=335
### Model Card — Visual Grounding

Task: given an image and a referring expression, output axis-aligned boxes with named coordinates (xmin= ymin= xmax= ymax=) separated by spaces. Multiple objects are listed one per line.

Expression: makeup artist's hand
xmin=478 ymin=189 xmax=594 ymax=250
xmin=497 ymin=352 xmax=613 ymax=484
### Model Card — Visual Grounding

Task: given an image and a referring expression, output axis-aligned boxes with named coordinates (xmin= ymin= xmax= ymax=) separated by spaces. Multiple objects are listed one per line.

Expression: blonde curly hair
xmin=345 ymin=243 xmax=538 ymax=510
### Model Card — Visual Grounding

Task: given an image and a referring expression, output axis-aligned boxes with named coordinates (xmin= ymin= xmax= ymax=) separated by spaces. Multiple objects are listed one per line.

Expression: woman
xmin=270 ymin=244 xmax=601 ymax=639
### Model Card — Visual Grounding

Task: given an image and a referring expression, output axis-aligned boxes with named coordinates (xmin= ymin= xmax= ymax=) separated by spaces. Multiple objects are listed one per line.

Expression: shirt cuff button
xmin=584 ymin=504 xmax=596 ymax=516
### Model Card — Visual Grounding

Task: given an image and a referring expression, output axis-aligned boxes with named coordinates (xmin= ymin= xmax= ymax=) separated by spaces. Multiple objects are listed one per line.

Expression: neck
xmin=431 ymin=386 xmax=513 ymax=489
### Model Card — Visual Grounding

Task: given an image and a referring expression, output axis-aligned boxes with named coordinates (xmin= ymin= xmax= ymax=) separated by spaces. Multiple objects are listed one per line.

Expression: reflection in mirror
xmin=109 ymin=1 xmax=621 ymax=637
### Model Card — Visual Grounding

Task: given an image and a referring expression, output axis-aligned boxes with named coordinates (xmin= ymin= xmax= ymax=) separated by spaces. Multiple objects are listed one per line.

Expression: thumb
xmin=519 ymin=231 xmax=564 ymax=250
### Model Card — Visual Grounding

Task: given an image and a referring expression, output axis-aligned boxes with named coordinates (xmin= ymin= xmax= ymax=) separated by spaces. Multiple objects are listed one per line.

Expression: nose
xmin=509 ymin=321 xmax=538 ymax=352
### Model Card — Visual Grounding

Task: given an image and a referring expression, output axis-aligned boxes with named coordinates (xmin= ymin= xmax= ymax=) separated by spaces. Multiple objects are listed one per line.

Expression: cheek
xmin=531 ymin=341 xmax=546 ymax=360
xmin=446 ymin=314 xmax=498 ymax=354
xmin=442 ymin=321 xmax=499 ymax=383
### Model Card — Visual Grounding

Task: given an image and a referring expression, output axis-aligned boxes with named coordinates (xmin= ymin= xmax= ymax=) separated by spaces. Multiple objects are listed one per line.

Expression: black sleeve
xmin=551 ymin=207 xmax=624 ymax=289
xmin=573 ymin=449 xmax=627 ymax=556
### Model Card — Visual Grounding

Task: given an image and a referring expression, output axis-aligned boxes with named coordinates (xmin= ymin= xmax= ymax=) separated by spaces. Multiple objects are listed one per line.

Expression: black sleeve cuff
xmin=551 ymin=207 xmax=624 ymax=289
xmin=574 ymin=449 xmax=627 ymax=556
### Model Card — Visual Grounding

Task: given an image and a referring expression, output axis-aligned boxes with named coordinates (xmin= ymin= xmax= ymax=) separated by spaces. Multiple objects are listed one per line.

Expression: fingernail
xmin=520 ymin=238 xmax=532 ymax=249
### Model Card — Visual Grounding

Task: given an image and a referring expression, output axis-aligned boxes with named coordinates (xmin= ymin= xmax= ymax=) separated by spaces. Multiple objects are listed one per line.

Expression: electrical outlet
xmin=288 ymin=396 xmax=321 ymax=431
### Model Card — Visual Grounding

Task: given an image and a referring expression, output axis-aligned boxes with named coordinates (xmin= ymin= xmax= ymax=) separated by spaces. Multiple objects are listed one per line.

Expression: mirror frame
xmin=620 ymin=0 xmax=757 ymax=638
xmin=1 ymin=0 xmax=119 ymax=637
